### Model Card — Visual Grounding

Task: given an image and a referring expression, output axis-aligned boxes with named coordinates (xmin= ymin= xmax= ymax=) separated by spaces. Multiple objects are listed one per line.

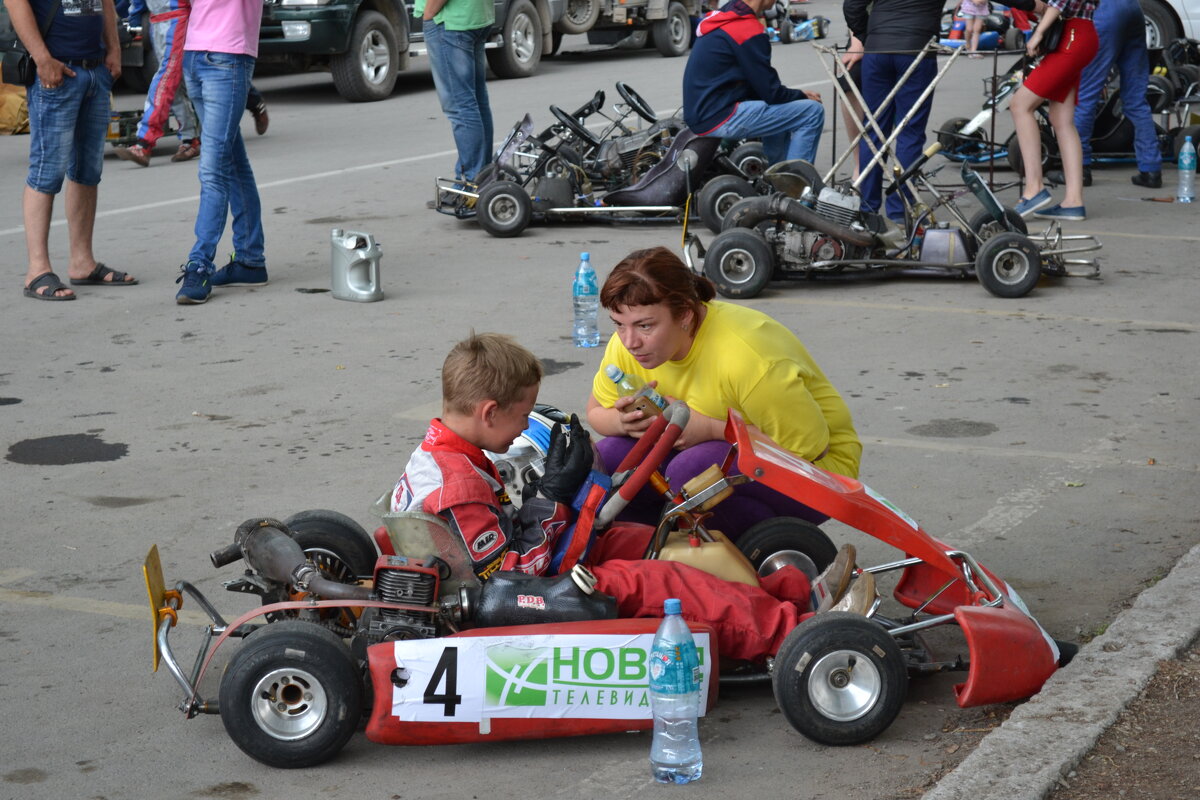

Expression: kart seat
xmin=602 ymin=128 xmax=720 ymax=207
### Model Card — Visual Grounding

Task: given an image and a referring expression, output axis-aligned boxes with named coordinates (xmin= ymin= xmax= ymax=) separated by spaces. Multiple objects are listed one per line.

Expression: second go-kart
xmin=145 ymin=402 xmax=1069 ymax=768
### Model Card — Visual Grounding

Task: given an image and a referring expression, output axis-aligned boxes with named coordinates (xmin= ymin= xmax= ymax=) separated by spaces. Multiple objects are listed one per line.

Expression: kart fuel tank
xmin=919 ymin=225 xmax=971 ymax=264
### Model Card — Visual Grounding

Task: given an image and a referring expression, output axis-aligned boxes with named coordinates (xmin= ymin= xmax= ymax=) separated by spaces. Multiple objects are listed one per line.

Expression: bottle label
xmin=649 ymin=640 xmax=701 ymax=694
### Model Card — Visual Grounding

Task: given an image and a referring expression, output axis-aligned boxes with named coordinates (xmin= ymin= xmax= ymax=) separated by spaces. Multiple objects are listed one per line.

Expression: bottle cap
xmin=581 ymin=252 xmax=590 ymax=260
xmin=604 ymin=364 xmax=623 ymax=382
xmin=664 ymin=598 xmax=681 ymax=615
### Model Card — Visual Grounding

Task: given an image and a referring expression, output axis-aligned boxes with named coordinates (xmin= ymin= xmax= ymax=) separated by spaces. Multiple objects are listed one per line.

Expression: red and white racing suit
xmin=392 ymin=419 xmax=813 ymax=662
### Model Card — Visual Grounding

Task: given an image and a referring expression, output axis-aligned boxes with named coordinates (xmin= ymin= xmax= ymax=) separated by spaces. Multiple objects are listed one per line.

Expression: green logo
xmin=485 ymin=644 xmax=550 ymax=706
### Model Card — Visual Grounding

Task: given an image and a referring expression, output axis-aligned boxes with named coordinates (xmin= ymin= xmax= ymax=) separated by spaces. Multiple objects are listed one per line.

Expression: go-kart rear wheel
xmin=936 ymin=117 xmax=986 ymax=157
xmin=975 ymin=231 xmax=1042 ymax=298
xmin=737 ymin=516 xmax=837 ymax=573
xmin=219 ymin=620 xmax=362 ymax=769
xmin=704 ymin=228 xmax=774 ymax=299
xmin=730 ymin=141 xmax=768 ymax=179
xmin=773 ymin=612 xmax=908 ymax=746
xmin=1005 ymin=128 xmax=1057 ymax=176
xmin=477 ymin=181 xmax=533 ymax=237
xmin=473 ymin=162 xmax=521 ymax=190
xmin=283 ymin=509 xmax=379 ymax=580
xmin=698 ymin=175 xmax=757 ymax=233
xmin=967 ymin=206 xmax=1027 ymax=248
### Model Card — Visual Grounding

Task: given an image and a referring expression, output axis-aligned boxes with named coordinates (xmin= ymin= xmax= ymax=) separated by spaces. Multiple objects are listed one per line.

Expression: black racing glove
xmin=532 ymin=414 xmax=594 ymax=505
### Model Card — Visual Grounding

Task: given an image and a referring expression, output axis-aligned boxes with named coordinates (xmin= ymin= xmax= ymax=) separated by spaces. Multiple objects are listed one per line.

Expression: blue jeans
xmin=424 ymin=21 xmax=493 ymax=182
xmin=182 ymin=50 xmax=265 ymax=270
xmin=1075 ymin=0 xmax=1161 ymax=173
xmin=707 ymin=98 xmax=824 ymax=165
xmin=26 ymin=66 xmax=113 ymax=194
xmin=859 ymin=53 xmax=936 ymax=219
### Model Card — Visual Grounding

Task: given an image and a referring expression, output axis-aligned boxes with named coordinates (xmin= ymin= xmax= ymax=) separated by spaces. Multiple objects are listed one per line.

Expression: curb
xmin=922 ymin=541 xmax=1200 ymax=800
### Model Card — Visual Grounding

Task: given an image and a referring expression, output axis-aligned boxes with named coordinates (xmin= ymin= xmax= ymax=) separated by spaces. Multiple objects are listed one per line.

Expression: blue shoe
xmin=1034 ymin=204 xmax=1086 ymax=221
xmin=211 ymin=258 xmax=269 ymax=287
xmin=175 ymin=262 xmax=213 ymax=305
xmin=1014 ymin=189 xmax=1053 ymax=218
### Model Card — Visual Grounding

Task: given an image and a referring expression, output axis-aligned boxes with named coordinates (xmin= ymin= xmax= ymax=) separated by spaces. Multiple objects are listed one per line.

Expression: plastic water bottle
xmin=648 ymin=598 xmax=703 ymax=784
xmin=1177 ymin=136 xmax=1196 ymax=204
xmin=605 ymin=364 xmax=667 ymax=417
xmin=572 ymin=253 xmax=600 ymax=348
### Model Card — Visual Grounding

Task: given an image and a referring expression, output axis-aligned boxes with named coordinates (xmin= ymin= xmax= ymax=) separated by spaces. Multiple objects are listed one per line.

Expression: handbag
xmin=1 ymin=0 xmax=65 ymax=87
xmin=1035 ymin=16 xmax=1065 ymax=58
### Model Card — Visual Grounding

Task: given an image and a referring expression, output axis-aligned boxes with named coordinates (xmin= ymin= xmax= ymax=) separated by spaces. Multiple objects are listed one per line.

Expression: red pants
xmin=586 ymin=524 xmax=812 ymax=663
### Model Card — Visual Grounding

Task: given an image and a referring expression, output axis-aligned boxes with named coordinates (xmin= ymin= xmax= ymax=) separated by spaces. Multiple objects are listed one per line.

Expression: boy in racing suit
xmin=390 ymin=332 xmax=820 ymax=662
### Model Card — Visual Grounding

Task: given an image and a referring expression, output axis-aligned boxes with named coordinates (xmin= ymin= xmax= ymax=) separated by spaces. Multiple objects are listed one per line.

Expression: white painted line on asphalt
xmin=0 ymin=585 xmax=208 ymax=625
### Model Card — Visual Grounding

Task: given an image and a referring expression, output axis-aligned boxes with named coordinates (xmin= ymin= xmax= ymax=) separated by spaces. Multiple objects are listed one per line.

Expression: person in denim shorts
xmin=9 ymin=0 xmax=137 ymax=300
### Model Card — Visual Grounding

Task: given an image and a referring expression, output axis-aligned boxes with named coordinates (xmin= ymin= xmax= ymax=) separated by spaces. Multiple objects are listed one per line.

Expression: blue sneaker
xmin=1034 ymin=204 xmax=1086 ymax=221
xmin=175 ymin=263 xmax=213 ymax=305
xmin=211 ymin=258 xmax=269 ymax=287
xmin=1014 ymin=188 xmax=1053 ymax=218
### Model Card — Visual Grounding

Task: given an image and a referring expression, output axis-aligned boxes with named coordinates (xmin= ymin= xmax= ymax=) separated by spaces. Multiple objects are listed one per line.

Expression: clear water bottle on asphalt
xmin=648 ymin=598 xmax=703 ymax=784
xmin=1177 ymin=136 xmax=1196 ymax=204
xmin=605 ymin=364 xmax=667 ymax=417
xmin=572 ymin=253 xmax=600 ymax=348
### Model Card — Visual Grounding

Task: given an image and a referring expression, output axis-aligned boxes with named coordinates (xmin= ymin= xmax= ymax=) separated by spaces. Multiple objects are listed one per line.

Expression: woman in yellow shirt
xmin=586 ymin=246 xmax=861 ymax=538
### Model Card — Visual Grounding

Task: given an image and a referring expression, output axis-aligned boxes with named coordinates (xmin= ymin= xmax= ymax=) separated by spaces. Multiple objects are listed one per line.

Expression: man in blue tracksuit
xmin=683 ymin=0 xmax=824 ymax=165
xmin=1052 ymin=0 xmax=1163 ymax=188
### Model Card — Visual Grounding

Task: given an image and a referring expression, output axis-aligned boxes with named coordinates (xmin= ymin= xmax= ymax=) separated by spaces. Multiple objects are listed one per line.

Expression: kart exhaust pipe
xmin=725 ymin=193 xmax=876 ymax=249
xmin=211 ymin=518 xmax=374 ymax=601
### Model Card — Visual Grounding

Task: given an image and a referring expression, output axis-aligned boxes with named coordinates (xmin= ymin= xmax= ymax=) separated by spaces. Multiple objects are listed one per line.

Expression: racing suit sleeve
xmin=442 ymin=495 xmax=573 ymax=579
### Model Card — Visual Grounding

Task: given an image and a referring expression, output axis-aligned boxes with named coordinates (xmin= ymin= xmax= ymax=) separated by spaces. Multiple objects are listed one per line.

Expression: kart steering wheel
xmin=550 ymin=104 xmax=602 ymax=151
xmin=595 ymin=403 xmax=691 ymax=529
xmin=616 ymin=81 xmax=657 ymax=125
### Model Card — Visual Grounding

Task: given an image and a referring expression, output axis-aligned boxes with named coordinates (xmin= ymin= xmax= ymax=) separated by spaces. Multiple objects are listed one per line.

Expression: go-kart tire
xmin=283 ymin=509 xmax=379 ymax=580
xmin=477 ymin=181 xmax=533 ymax=237
xmin=219 ymin=620 xmax=362 ymax=769
xmin=652 ymin=2 xmax=691 ymax=57
xmin=936 ymin=117 xmax=986 ymax=157
xmin=737 ymin=517 xmax=837 ymax=573
xmin=975 ymin=231 xmax=1042 ymax=298
xmin=1172 ymin=65 xmax=1200 ymax=96
xmin=729 ymin=141 xmax=768 ymax=179
xmin=698 ymin=175 xmax=758 ymax=234
xmin=1146 ymin=74 xmax=1174 ymax=113
xmin=704 ymin=228 xmax=774 ymax=299
xmin=487 ymin=0 xmax=543 ymax=79
xmin=331 ymin=10 xmax=402 ymax=103
xmin=778 ymin=18 xmax=794 ymax=44
xmin=473 ymin=162 xmax=522 ymax=189
xmin=1003 ymin=26 xmax=1024 ymax=52
xmin=772 ymin=612 xmax=908 ymax=746
xmin=1004 ymin=128 xmax=1057 ymax=175
xmin=553 ymin=0 xmax=601 ymax=35
xmin=967 ymin=206 xmax=1027 ymax=247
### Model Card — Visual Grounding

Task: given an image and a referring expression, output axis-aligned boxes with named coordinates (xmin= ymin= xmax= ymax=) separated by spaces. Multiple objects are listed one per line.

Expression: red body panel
xmin=952 ymin=604 xmax=1058 ymax=707
xmin=365 ymin=619 xmax=719 ymax=746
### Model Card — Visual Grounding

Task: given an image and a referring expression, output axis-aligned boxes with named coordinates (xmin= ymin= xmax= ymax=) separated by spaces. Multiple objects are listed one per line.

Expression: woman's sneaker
xmin=211 ymin=259 xmax=269 ymax=287
xmin=1014 ymin=188 xmax=1053 ymax=218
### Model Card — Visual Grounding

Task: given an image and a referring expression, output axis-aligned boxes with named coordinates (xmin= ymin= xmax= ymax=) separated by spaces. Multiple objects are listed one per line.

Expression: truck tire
xmin=331 ymin=10 xmax=402 ymax=102
xmin=652 ymin=1 xmax=691 ymax=57
xmin=554 ymin=0 xmax=601 ymax=35
xmin=487 ymin=0 xmax=543 ymax=79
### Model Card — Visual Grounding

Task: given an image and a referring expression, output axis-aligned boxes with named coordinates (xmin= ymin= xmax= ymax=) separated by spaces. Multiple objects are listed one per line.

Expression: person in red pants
xmin=389 ymin=332 xmax=856 ymax=663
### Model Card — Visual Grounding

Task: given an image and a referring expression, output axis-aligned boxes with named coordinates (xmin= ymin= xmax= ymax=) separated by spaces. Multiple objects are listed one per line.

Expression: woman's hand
xmin=611 ymin=394 xmax=658 ymax=438
xmin=668 ymin=399 xmax=724 ymax=450
xmin=1026 ymin=28 xmax=1042 ymax=57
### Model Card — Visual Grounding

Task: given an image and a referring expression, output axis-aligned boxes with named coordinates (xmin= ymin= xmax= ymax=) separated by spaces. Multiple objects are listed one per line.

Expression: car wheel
xmin=652 ymin=2 xmax=691 ymax=57
xmin=487 ymin=0 xmax=543 ymax=79
xmin=737 ymin=517 xmax=837 ymax=573
xmin=773 ymin=612 xmax=908 ymax=746
xmin=219 ymin=621 xmax=362 ymax=768
xmin=1139 ymin=0 xmax=1181 ymax=49
xmin=331 ymin=10 xmax=401 ymax=102
xmin=703 ymin=228 xmax=774 ymax=298
xmin=477 ymin=180 xmax=533 ymax=237
xmin=554 ymin=0 xmax=601 ymax=35
xmin=698 ymin=175 xmax=757 ymax=234
xmin=975 ymin=231 xmax=1042 ymax=298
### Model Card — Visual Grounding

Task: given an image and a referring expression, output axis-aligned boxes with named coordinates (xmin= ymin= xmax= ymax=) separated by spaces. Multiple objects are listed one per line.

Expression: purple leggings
xmin=594 ymin=436 xmax=828 ymax=539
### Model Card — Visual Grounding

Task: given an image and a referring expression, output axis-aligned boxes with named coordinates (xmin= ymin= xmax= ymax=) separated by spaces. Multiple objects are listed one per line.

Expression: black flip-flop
xmin=23 ymin=271 xmax=76 ymax=301
xmin=69 ymin=263 xmax=138 ymax=286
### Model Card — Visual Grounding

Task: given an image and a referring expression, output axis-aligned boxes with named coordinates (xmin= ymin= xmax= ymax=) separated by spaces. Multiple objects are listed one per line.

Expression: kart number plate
xmin=142 ymin=545 xmax=166 ymax=672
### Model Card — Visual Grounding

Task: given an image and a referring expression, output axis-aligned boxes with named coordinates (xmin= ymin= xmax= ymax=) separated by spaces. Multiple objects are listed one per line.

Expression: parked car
xmin=1140 ymin=0 xmax=1200 ymax=48
xmin=258 ymin=0 xmax=564 ymax=103
xmin=559 ymin=0 xmax=700 ymax=57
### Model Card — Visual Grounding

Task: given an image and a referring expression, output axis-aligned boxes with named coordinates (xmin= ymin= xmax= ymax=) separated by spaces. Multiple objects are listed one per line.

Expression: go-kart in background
xmin=0 ymin=6 xmax=1197 ymax=798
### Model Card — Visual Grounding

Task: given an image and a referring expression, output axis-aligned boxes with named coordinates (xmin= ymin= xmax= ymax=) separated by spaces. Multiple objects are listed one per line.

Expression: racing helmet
xmin=486 ymin=404 xmax=570 ymax=508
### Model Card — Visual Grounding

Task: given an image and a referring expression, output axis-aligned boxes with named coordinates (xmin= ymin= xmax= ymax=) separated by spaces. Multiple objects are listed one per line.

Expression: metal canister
xmin=330 ymin=228 xmax=384 ymax=302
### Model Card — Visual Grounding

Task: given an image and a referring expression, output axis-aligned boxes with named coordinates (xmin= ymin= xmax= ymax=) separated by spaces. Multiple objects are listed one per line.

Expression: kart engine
xmin=363 ymin=555 xmax=442 ymax=641
xmin=593 ymin=129 xmax=668 ymax=180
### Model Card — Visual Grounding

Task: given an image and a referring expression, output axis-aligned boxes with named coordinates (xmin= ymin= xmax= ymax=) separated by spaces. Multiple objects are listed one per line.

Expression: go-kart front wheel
xmin=773 ymin=612 xmax=908 ymax=746
xmin=975 ymin=231 xmax=1042 ymax=298
xmin=477 ymin=181 xmax=533 ymax=237
xmin=704 ymin=228 xmax=774 ymax=299
xmin=698 ymin=175 xmax=757 ymax=234
xmin=219 ymin=621 xmax=362 ymax=768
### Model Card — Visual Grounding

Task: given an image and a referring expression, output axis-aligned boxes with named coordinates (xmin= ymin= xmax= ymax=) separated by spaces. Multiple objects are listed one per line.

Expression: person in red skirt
xmin=1010 ymin=0 xmax=1098 ymax=222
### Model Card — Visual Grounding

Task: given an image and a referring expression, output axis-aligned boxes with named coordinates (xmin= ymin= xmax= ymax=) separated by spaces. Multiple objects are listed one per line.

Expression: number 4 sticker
xmin=424 ymin=646 xmax=462 ymax=716
xmin=391 ymin=640 xmax=481 ymax=722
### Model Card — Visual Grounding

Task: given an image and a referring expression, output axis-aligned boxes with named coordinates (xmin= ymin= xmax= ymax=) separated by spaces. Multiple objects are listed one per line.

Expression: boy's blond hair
xmin=442 ymin=332 xmax=543 ymax=415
